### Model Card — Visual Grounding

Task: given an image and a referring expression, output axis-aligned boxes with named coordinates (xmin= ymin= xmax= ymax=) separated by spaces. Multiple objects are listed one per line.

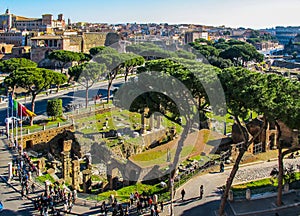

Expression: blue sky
xmin=1 ymin=0 xmax=300 ymax=29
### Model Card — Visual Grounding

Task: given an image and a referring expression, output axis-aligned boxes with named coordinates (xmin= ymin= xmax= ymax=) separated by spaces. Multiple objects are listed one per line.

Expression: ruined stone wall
xmin=63 ymin=36 xmax=82 ymax=52
xmin=19 ymin=124 xmax=74 ymax=151
xmin=278 ymin=121 xmax=299 ymax=146
xmin=142 ymin=129 xmax=167 ymax=148
xmin=30 ymin=47 xmax=52 ymax=63
xmin=82 ymin=32 xmax=107 ymax=53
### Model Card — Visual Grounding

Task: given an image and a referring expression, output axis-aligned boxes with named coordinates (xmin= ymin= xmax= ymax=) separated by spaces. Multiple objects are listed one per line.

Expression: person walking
xmin=220 ymin=161 xmax=224 ymax=173
xmin=181 ymin=189 xmax=186 ymax=201
xmin=160 ymin=201 xmax=164 ymax=212
xmin=31 ymin=182 xmax=36 ymax=194
xmin=200 ymin=185 xmax=204 ymax=199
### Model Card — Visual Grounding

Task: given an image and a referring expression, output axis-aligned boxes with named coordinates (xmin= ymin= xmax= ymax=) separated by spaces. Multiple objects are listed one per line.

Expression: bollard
xmin=246 ymin=189 xmax=251 ymax=200
xmin=8 ymin=162 xmax=12 ymax=181
xmin=284 ymin=183 xmax=289 ymax=193
xmin=228 ymin=189 xmax=234 ymax=202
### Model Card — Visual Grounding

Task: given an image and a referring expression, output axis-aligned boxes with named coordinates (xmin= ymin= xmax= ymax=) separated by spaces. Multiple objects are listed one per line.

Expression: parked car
xmin=0 ymin=200 xmax=4 ymax=212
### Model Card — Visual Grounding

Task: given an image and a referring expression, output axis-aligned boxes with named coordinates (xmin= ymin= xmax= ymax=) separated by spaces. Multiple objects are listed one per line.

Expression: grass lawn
xmin=35 ymin=174 xmax=55 ymax=184
xmin=87 ymin=183 xmax=168 ymax=202
xmin=130 ymin=129 xmax=225 ymax=168
xmin=231 ymin=173 xmax=300 ymax=197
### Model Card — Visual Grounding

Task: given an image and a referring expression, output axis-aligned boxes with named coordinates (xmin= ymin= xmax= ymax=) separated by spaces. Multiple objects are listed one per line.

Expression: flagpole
xmin=21 ymin=106 xmax=23 ymax=155
xmin=6 ymin=93 xmax=10 ymax=140
xmin=15 ymin=103 xmax=18 ymax=151
xmin=11 ymin=95 xmax=14 ymax=144
xmin=6 ymin=92 xmax=9 ymax=119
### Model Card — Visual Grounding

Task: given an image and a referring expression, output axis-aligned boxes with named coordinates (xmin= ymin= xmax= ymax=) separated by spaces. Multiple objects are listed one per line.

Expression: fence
xmin=12 ymin=120 xmax=72 ymax=136
xmin=253 ymin=142 xmax=263 ymax=155
xmin=174 ymin=150 xmax=231 ymax=189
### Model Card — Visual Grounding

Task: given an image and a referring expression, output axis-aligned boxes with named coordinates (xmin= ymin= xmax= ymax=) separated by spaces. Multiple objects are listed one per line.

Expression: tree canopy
xmin=0 ymin=58 xmax=37 ymax=73
xmin=217 ymin=66 xmax=300 ymax=214
xmin=48 ymin=50 xmax=87 ymax=73
xmin=69 ymin=62 xmax=106 ymax=108
xmin=4 ymin=67 xmax=67 ymax=125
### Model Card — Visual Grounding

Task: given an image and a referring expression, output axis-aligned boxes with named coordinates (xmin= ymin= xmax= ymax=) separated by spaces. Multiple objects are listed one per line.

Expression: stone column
xmin=61 ymin=151 xmax=71 ymax=182
xmin=156 ymin=115 xmax=161 ymax=129
xmin=149 ymin=115 xmax=154 ymax=131
xmin=82 ymin=169 xmax=92 ymax=193
xmin=141 ymin=114 xmax=146 ymax=134
xmin=72 ymin=160 xmax=80 ymax=190
xmin=8 ymin=162 xmax=12 ymax=181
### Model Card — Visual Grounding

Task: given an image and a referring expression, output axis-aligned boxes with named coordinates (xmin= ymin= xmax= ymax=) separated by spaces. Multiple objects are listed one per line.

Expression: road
xmin=0 ymin=80 xmax=124 ymax=125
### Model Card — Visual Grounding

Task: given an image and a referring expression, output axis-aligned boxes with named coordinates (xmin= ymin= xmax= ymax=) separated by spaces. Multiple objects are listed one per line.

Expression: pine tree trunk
xmin=107 ymin=80 xmax=112 ymax=104
xmin=85 ymin=88 xmax=89 ymax=109
xmin=277 ymin=147 xmax=283 ymax=206
xmin=219 ymin=149 xmax=245 ymax=215
xmin=30 ymin=94 xmax=36 ymax=126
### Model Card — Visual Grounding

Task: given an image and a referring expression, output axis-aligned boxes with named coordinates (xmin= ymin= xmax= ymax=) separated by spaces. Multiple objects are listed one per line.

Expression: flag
xmin=17 ymin=101 xmax=36 ymax=117
xmin=13 ymin=100 xmax=36 ymax=117
xmin=8 ymin=94 xmax=13 ymax=109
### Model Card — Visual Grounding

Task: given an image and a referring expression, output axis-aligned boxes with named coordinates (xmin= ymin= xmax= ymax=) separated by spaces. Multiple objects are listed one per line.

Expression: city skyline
xmin=0 ymin=0 xmax=300 ymax=29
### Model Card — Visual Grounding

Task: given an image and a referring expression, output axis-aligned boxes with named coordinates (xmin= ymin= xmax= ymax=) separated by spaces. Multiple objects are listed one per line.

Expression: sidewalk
xmin=228 ymin=190 xmax=300 ymax=216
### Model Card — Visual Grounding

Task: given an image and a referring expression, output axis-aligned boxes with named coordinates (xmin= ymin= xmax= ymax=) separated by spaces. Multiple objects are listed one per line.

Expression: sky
xmin=1 ymin=0 xmax=300 ymax=29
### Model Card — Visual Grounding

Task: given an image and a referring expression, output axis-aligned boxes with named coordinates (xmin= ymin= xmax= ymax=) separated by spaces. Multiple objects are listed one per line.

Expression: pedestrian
xmin=31 ymin=182 xmax=36 ymax=193
xmin=200 ymin=185 xmax=204 ymax=199
xmin=130 ymin=192 xmax=134 ymax=206
xmin=181 ymin=189 xmax=186 ymax=201
xmin=220 ymin=161 xmax=224 ymax=173
xmin=72 ymin=189 xmax=77 ymax=204
xmin=160 ymin=201 xmax=164 ymax=212
xmin=124 ymin=205 xmax=129 ymax=216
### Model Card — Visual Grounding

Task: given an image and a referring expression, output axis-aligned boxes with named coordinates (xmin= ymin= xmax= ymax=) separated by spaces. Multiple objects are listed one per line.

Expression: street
xmin=0 ymin=80 xmax=124 ymax=125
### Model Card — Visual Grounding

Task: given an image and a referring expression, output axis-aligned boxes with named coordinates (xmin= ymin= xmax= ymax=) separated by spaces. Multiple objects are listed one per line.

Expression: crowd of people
xmin=10 ymin=145 xmax=168 ymax=216
xmin=10 ymin=150 xmax=78 ymax=215
xmin=131 ymin=192 xmax=163 ymax=216
xmin=12 ymin=152 xmax=38 ymax=198
xmin=33 ymin=185 xmax=77 ymax=215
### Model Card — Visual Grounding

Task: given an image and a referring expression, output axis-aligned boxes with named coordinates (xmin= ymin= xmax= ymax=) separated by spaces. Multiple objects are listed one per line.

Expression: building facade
xmin=184 ymin=31 xmax=208 ymax=44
